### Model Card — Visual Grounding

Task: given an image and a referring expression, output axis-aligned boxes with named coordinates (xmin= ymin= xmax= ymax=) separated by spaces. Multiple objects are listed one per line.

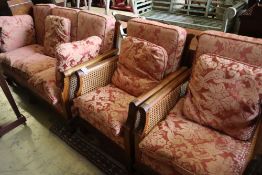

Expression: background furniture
xmin=0 ymin=72 xmax=26 ymax=137
xmin=131 ymin=0 xmax=246 ymax=32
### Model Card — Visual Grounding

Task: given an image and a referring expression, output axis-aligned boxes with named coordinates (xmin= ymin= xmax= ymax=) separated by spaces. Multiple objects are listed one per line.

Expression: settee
xmin=0 ymin=4 xmax=117 ymax=118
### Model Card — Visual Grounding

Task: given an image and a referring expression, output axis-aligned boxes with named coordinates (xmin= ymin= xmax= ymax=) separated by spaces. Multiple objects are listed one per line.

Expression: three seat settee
xmin=0 ymin=4 xmax=117 ymax=117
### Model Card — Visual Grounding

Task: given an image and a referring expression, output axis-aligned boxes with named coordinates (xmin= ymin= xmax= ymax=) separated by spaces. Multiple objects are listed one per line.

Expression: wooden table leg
xmin=0 ymin=74 xmax=26 ymax=137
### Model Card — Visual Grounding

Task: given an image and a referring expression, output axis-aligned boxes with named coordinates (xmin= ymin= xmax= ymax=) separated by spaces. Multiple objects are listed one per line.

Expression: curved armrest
xmin=224 ymin=1 xmax=247 ymax=20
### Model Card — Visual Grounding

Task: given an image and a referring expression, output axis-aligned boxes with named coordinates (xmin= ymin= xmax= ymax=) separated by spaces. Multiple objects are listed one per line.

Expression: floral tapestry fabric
xmin=127 ymin=18 xmax=187 ymax=75
xmin=183 ymin=54 xmax=262 ymax=141
xmin=33 ymin=4 xmax=56 ymax=45
xmin=139 ymin=99 xmax=252 ymax=175
xmin=28 ymin=67 xmax=60 ymax=105
xmin=77 ymin=11 xmax=116 ymax=53
xmin=0 ymin=44 xmax=44 ymax=66
xmin=196 ymin=30 xmax=262 ymax=67
xmin=11 ymin=53 xmax=56 ymax=79
xmin=44 ymin=15 xmax=71 ymax=57
xmin=112 ymin=36 xmax=168 ymax=97
xmin=0 ymin=15 xmax=35 ymax=52
xmin=56 ymin=36 xmax=102 ymax=72
xmin=73 ymin=84 xmax=135 ymax=147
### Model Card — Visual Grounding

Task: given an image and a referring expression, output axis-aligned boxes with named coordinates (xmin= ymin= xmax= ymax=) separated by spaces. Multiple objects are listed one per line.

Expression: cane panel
xmin=69 ymin=73 xmax=78 ymax=100
xmin=142 ymin=85 xmax=182 ymax=137
xmin=80 ymin=57 xmax=118 ymax=96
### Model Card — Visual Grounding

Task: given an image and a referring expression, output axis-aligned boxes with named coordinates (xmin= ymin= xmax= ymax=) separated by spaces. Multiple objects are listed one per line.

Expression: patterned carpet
xmin=50 ymin=121 xmax=128 ymax=175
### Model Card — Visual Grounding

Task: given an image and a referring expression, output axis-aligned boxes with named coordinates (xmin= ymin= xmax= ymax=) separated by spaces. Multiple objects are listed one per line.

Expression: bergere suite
xmin=0 ymin=4 xmax=116 ymax=117
xmin=134 ymin=30 xmax=262 ymax=175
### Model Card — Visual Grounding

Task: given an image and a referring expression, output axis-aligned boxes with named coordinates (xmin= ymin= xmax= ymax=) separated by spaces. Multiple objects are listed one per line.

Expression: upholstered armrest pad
xmin=76 ymin=56 xmax=118 ymax=96
xmin=56 ymin=36 xmax=102 ymax=72
xmin=0 ymin=15 xmax=35 ymax=52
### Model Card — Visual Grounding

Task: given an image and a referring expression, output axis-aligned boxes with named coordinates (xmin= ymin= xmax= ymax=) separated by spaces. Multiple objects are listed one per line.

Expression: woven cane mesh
xmin=69 ymin=74 xmax=78 ymax=100
xmin=143 ymin=85 xmax=182 ymax=136
xmin=81 ymin=60 xmax=118 ymax=95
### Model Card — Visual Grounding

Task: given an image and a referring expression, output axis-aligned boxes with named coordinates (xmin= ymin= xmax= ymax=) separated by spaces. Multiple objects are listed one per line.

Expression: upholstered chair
xmin=71 ymin=18 xmax=187 ymax=168
xmin=134 ymin=30 xmax=262 ymax=175
xmin=0 ymin=4 xmax=116 ymax=118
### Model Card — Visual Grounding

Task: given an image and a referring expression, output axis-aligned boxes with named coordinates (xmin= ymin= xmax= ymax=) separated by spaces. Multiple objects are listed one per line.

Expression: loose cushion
xmin=0 ymin=15 xmax=35 ymax=52
xmin=140 ymin=99 xmax=252 ymax=175
xmin=183 ymin=54 xmax=262 ymax=141
xmin=127 ymin=18 xmax=187 ymax=75
xmin=112 ymin=36 xmax=168 ymax=97
xmin=73 ymin=84 xmax=135 ymax=147
xmin=44 ymin=15 xmax=71 ymax=57
xmin=56 ymin=36 xmax=102 ymax=72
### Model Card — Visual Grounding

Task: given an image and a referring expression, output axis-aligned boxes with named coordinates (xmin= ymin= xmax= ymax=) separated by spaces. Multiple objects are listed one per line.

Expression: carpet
xmin=50 ymin=121 xmax=128 ymax=175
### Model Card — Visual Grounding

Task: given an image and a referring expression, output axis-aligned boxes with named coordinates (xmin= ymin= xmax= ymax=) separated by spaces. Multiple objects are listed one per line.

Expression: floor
xmin=0 ymin=85 xmax=104 ymax=175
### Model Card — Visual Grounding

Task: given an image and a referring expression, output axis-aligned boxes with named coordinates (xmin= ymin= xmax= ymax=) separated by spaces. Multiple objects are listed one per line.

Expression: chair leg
xmin=84 ymin=0 xmax=87 ymax=9
xmin=77 ymin=0 xmax=80 ymax=8
xmin=88 ymin=0 xmax=92 ymax=10
xmin=64 ymin=0 xmax=67 ymax=7
xmin=104 ymin=0 xmax=110 ymax=15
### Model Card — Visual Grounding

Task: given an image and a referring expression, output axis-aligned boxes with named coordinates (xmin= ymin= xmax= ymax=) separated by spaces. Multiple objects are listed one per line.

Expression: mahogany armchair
xmin=134 ymin=30 xmax=262 ymax=175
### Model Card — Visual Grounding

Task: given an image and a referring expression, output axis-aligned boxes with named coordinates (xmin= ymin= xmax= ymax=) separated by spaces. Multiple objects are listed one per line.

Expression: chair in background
xmin=134 ymin=30 xmax=262 ymax=175
xmin=64 ymin=0 xmax=88 ymax=9
xmin=71 ymin=18 xmax=187 ymax=168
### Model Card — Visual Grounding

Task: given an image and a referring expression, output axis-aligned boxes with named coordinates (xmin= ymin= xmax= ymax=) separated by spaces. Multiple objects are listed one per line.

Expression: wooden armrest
xmin=63 ymin=49 xmax=118 ymax=77
xmin=137 ymin=69 xmax=191 ymax=137
xmin=76 ymin=56 xmax=118 ymax=97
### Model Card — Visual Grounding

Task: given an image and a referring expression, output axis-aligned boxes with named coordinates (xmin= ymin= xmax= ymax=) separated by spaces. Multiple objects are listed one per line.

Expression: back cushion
xmin=183 ymin=54 xmax=262 ymax=141
xmin=77 ymin=11 xmax=116 ymax=53
xmin=127 ymin=18 xmax=187 ymax=75
xmin=112 ymin=37 xmax=168 ymax=97
xmin=0 ymin=15 xmax=35 ymax=52
xmin=44 ymin=15 xmax=71 ymax=57
xmin=51 ymin=7 xmax=79 ymax=41
xmin=196 ymin=30 xmax=262 ymax=67
xmin=33 ymin=4 xmax=56 ymax=45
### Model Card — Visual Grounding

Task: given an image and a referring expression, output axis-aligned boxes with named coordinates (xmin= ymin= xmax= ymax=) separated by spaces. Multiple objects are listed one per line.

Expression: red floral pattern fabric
xmin=127 ymin=18 xmax=187 ymax=75
xmin=183 ymin=54 xmax=262 ymax=141
xmin=51 ymin=7 xmax=79 ymax=41
xmin=77 ymin=11 xmax=116 ymax=53
xmin=73 ymin=84 xmax=135 ymax=147
xmin=33 ymin=4 xmax=56 ymax=45
xmin=196 ymin=30 xmax=262 ymax=67
xmin=28 ymin=67 xmax=60 ymax=105
xmin=12 ymin=53 xmax=56 ymax=79
xmin=112 ymin=36 xmax=168 ymax=97
xmin=44 ymin=15 xmax=71 ymax=57
xmin=139 ymin=99 xmax=252 ymax=175
xmin=0 ymin=44 xmax=44 ymax=66
xmin=56 ymin=36 xmax=102 ymax=72
xmin=0 ymin=15 xmax=35 ymax=52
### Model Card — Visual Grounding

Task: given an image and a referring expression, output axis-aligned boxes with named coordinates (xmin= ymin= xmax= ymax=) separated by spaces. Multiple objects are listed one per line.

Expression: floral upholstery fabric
xmin=0 ymin=44 xmax=44 ymax=66
xmin=28 ymin=67 xmax=60 ymax=105
xmin=77 ymin=11 xmax=116 ymax=53
xmin=0 ymin=15 xmax=35 ymax=52
xmin=56 ymin=36 xmax=102 ymax=72
xmin=33 ymin=4 xmax=56 ymax=45
xmin=11 ymin=53 xmax=56 ymax=79
xmin=73 ymin=84 xmax=135 ymax=147
xmin=44 ymin=15 xmax=71 ymax=57
xmin=196 ymin=30 xmax=262 ymax=67
xmin=127 ymin=18 xmax=187 ymax=75
xmin=51 ymin=7 xmax=79 ymax=41
xmin=139 ymin=99 xmax=252 ymax=175
xmin=183 ymin=54 xmax=262 ymax=141
xmin=112 ymin=37 xmax=168 ymax=97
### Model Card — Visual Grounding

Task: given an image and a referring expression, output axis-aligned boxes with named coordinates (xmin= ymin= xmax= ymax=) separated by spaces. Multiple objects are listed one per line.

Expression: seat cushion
xmin=56 ymin=36 xmax=102 ymax=72
xmin=112 ymin=36 xmax=168 ymax=97
xmin=0 ymin=44 xmax=44 ymax=66
xmin=44 ymin=15 xmax=71 ymax=57
xmin=0 ymin=15 xmax=35 ymax=52
xmin=73 ymin=84 xmax=135 ymax=147
xmin=183 ymin=54 xmax=262 ymax=141
xmin=28 ymin=67 xmax=60 ymax=105
xmin=139 ymin=98 xmax=252 ymax=175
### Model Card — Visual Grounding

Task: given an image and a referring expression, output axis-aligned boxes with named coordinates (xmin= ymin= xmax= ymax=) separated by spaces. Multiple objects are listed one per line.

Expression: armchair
xmin=71 ymin=18 xmax=187 ymax=168
xmin=134 ymin=31 xmax=262 ymax=175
